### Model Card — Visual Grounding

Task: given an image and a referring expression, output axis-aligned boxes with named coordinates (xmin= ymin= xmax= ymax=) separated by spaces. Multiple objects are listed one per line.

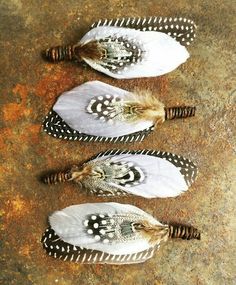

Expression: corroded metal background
xmin=0 ymin=0 xmax=236 ymax=284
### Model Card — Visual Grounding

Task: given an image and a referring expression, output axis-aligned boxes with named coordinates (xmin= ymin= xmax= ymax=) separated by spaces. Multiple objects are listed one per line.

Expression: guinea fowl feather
xmin=43 ymin=149 xmax=198 ymax=198
xmin=42 ymin=203 xmax=201 ymax=264
xmin=43 ymin=81 xmax=196 ymax=142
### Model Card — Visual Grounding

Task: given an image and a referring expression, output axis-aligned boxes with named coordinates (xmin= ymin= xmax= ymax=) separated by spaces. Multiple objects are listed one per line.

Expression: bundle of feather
xmin=44 ymin=16 xmax=197 ymax=79
xmin=42 ymin=203 xmax=201 ymax=264
xmin=43 ymin=81 xmax=196 ymax=143
xmin=42 ymin=149 xmax=197 ymax=198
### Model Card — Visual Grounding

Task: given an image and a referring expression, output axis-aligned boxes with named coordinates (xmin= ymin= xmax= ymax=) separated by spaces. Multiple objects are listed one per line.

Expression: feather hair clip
xmin=43 ymin=81 xmax=196 ymax=143
xmin=43 ymin=16 xmax=197 ymax=79
xmin=41 ymin=202 xmax=201 ymax=264
xmin=42 ymin=149 xmax=197 ymax=198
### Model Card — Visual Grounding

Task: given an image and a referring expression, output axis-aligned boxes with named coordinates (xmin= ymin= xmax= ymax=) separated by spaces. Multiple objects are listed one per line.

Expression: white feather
xmin=93 ymin=154 xmax=188 ymax=198
xmin=80 ymin=26 xmax=189 ymax=79
xmin=49 ymin=203 xmax=160 ymax=255
xmin=53 ymin=81 xmax=153 ymax=137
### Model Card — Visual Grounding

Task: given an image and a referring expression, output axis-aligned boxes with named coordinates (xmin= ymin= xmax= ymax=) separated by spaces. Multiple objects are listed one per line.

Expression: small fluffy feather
xmin=123 ymin=90 xmax=165 ymax=123
xmin=74 ymin=41 xmax=105 ymax=61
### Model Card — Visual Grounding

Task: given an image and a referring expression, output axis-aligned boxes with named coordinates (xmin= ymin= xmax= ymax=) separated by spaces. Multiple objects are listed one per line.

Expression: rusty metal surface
xmin=0 ymin=0 xmax=235 ymax=284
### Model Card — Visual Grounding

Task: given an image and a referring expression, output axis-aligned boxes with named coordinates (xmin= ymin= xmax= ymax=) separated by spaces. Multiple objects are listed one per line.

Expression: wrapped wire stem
xmin=168 ymin=224 xmax=201 ymax=240
xmin=44 ymin=45 xmax=75 ymax=62
xmin=165 ymin=106 xmax=196 ymax=120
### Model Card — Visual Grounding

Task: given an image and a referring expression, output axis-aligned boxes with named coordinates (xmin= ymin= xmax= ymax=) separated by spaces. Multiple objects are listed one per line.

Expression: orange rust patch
xmin=3 ymin=103 xmax=27 ymax=122
xmin=11 ymin=195 xmax=26 ymax=212
xmin=158 ymin=75 xmax=169 ymax=96
xmin=13 ymin=84 xmax=28 ymax=103
xmin=5 ymin=194 xmax=31 ymax=220
xmin=0 ymin=128 xmax=12 ymax=150
xmin=34 ymin=68 xmax=77 ymax=102
xmin=66 ymin=262 xmax=82 ymax=272
xmin=3 ymin=84 xmax=32 ymax=122
xmin=21 ymin=124 xmax=41 ymax=144
xmin=92 ymin=264 xmax=103 ymax=276
xmin=19 ymin=244 xmax=32 ymax=257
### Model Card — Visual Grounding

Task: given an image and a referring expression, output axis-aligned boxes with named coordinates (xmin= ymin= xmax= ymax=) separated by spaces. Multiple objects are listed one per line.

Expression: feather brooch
xmin=42 ymin=149 xmax=197 ymax=198
xmin=42 ymin=202 xmax=201 ymax=264
xmin=44 ymin=16 xmax=197 ymax=79
xmin=43 ymin=81 xmax=196 ymax=143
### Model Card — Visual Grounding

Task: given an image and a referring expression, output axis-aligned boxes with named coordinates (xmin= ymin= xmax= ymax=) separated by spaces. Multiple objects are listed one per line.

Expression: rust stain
xmin=34 ymin=68 xmax=77 ymax=105
xmin=19 ymin=244 xmax=32 ymax=257
xmin=92 ymin=264 xmax=103 ymax=276
xmin=154 ymin=281 xmax=165 ymax=285
xmin=0 ymin=127 xmax=35 ymax=159
xmin=0 ymin=165 xmax=14 ymax=185
xmin=0 ymin=128 xmax=13 ymax=146
xmin=3 ymin=103 xmax=28 ymax=122
xmin=10 ymin=195 xmax=26 ymax=212
xmin=5 ymin=194 xmax=31 ymax=221
xmin=0 ymin=209 xmax=6 ymax=231
xmin=157 ymin=75 xmax=169 ymax=97
xmin=3 ymin=84 xmax=32 ymax=122
xmin=25 ymin=163 xmax=33 ymax=170
xmin=13 ymin=84 xmax=28 ymax=103
xmin=66 ymin=262 xmax=82 ymax=272
xmin=21 ymin=124 xmax=41 ymax=144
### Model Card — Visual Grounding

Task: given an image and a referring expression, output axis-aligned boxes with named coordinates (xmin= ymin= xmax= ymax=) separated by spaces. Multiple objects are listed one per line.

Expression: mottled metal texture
xmin=0 ymin=0 xmax=235 ymax=284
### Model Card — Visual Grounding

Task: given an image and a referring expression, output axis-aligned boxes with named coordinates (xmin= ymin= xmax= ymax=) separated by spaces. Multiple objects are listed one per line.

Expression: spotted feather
xmin=41 ymin=203 xmax=201 ymax=264
xmin=43 ymin=81 xmax=195 ymax=142
xmin=43 ymin=110 xmax=154 ymax=143
xmin=42 ymin=148 xmax=197 ymax=198
xmin=94 ymin=36 xmax=143 ymax=73
xmin=90 ymin=16 xmax=197 ymax=46
xmin=92 ymin=149 xmax=198 ymax=187
xmin=44 ymin=23 xmax=191 ymax=78
xmin=42 ymin=227 xmax=157 ymax=264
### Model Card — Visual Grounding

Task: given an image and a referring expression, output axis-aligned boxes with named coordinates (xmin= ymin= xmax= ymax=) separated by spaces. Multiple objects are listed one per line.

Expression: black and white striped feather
xmin=43 ymin=110 xmax=153 ymax=143
xmin=90 ymin=16 xmax=197 ymax=47
xmin=42 ymin=227 xmax=157 ymax=264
